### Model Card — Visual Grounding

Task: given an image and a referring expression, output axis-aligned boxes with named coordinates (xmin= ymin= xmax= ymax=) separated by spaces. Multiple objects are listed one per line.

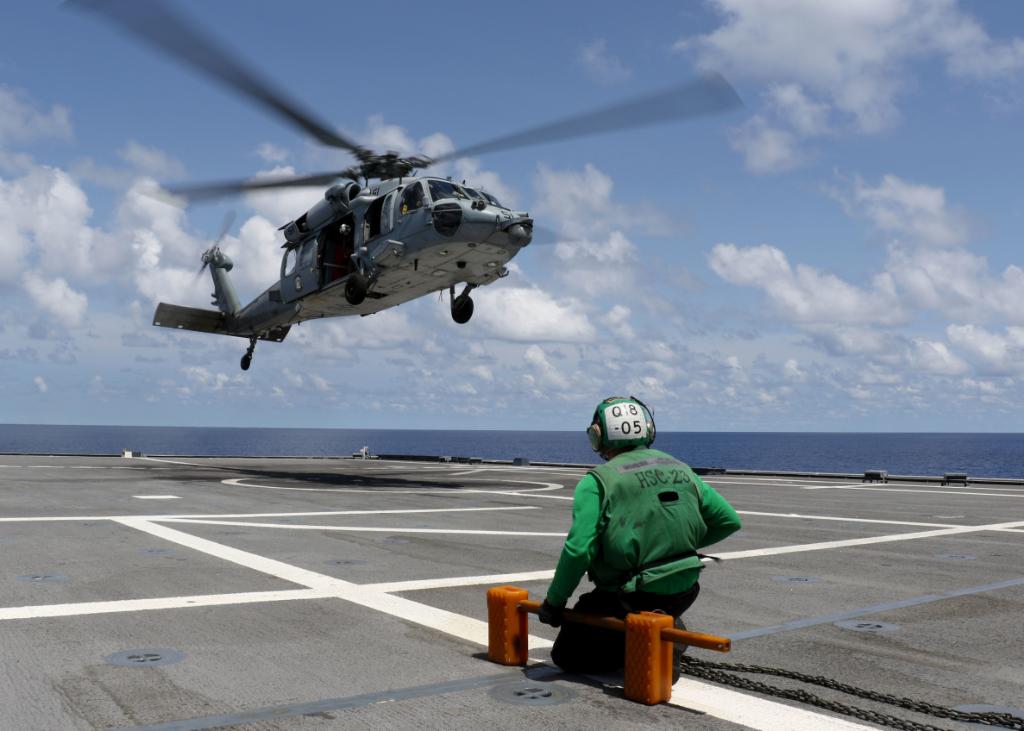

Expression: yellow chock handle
xmin=487 ymin=585 xmax=529 ymax=665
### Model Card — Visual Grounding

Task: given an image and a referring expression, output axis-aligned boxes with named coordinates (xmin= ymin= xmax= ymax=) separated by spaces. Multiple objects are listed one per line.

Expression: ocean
xmin=1 ymin=424 xmax=1023 ymax=478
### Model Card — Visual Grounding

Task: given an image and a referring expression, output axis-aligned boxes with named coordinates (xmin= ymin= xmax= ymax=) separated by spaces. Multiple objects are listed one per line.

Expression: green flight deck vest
xmin=587 ymin=447 xmax=707 ymax=594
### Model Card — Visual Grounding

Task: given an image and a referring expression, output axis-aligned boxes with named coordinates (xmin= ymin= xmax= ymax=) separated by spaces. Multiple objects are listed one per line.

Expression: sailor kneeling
xmin=538 ymin=396 xmax=742 ymax=678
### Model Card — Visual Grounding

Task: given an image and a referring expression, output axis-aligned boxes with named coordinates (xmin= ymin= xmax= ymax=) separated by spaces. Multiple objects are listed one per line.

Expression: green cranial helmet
xmin=586 ymin=396 xmax=656 ymax=453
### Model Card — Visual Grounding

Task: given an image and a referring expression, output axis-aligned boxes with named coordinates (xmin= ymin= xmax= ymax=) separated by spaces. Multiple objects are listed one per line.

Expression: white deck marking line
xmin=365 ymin=570 xmax=559 ymax=593
xmin=115 ymin=518 xmax=356 ymax=589
xmin=220 ymin=477 xmax=564 ymax=494
xmin=716 ymin=519 xmax=1024 ymax=560
xmin=669 ymin=679 xmax=874 ymax=730
xmin=109 ymin=520 xmax=867 ymax=730
xmin=0 ymin=589 xmax=329 ymax=621
xmin=114 ymin=518 xmax=552 ymax=650
xmin=160 ymin=518 xmax=566 ymax=537
xmin=802 ymin=485 xmax=1024 ymax=499
xmin=132 ymin=495 xmax=181 ymax=500
xmin=708 ymin=479 xmax=873 ymax=489
xmin=491 ymin=490 xmax=573 ymax=501
xmin=737 ymin=510 xmax=959 ymax=528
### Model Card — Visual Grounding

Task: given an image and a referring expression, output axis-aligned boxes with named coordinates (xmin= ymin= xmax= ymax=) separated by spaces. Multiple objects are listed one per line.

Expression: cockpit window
xmin=463 ymin=186 xmax=482 ymax=199
xmin=427 ymin=179 xmax=469 ymax=203
xmin=399 ymin=182 xmax=425 ymax=215
xmin=482 ymin=191 xmax=505 ymax=209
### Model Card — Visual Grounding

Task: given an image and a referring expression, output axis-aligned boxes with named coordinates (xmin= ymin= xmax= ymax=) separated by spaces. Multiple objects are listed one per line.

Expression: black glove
xmin=538 ymin=599 xmax=564 ymax=627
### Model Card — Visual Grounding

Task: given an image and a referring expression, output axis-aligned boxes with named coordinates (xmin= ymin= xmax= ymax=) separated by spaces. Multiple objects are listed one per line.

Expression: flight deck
xmin=0 ymin=455 xmax=1022 ymax=730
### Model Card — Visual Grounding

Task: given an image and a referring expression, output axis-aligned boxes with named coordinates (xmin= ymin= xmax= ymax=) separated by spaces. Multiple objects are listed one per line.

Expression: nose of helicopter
xmin=505 ymin=222 xmax=532 ymax=248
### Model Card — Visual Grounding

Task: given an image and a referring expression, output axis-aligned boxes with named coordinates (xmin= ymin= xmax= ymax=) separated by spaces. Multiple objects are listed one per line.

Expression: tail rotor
xmin=196 ymin=209 xmax=236 ymax=280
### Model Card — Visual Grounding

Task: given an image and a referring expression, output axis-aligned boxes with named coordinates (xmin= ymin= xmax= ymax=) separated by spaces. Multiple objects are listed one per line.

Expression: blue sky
xmin=2 ymin=0 xmax=1024 ymax=431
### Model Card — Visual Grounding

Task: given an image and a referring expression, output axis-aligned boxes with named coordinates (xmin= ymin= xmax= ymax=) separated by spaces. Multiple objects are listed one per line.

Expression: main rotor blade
xmin=168 ymin=171 xmax=346 ymax=201
xmin=68 ymin=0 xmax=366 ymax=156
xmin=429 ymin=73 xmax=742 ymax=165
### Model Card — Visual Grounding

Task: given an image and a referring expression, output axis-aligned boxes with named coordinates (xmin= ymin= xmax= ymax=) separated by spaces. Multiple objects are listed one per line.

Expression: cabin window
xmin=399 ymin=182 xmax=425 ymax=215
xmin=381 ymin=191 xmax=396 ymax=235
xmin=282 ymin=247 xmax=298 ymax=277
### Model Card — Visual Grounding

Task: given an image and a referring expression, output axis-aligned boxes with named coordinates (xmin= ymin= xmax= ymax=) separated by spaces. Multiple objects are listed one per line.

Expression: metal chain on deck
xmin=679 ymin=657 xmax=1024 ymax=731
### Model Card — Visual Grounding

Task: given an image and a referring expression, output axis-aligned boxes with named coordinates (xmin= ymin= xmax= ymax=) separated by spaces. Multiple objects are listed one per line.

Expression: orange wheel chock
xmin=487 ymin=585 xmax=529 ymax=665
xmin=486 ymin=585 xmax=731 ymax=704
xmin=624 ymin=612 xmax=675 ymax=705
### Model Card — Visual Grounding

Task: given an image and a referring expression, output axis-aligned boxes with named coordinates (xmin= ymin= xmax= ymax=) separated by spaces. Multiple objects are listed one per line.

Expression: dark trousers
xmin=550 ymin=583 xmax=700 ymax=674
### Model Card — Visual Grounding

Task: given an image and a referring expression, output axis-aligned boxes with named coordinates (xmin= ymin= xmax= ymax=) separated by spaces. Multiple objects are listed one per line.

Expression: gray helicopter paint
xmin=158 ymin=175 xmax=531 ymax=352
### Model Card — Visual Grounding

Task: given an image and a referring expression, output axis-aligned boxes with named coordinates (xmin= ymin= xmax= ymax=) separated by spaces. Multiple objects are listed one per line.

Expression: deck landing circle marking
xmin=105 ymin=648 xmax=186 ymax=667
xmin=833 ymin=620 xmax=900 ymax=633
xmin=220 ymin=476 xmax=564 ymax=494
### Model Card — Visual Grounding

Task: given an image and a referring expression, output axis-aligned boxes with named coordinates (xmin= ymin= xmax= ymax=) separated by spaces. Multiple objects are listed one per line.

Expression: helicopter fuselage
xmin=160 ymin=175 xmax=533 ymax=348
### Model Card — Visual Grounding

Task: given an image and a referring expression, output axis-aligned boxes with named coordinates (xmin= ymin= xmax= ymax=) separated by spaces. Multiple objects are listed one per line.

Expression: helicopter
xmin=72 ymin=0 xmax=742 ymax=371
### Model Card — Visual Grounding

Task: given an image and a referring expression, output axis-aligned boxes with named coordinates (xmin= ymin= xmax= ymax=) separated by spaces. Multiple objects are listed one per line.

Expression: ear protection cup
xmin=587 ymin=421 xmax=603 ymax=452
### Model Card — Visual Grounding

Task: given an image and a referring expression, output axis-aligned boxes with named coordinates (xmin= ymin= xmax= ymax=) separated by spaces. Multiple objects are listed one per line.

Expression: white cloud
xmin=523 ymin=345 xmax=569 ymax=389
xmin=23 ymin=272 xmax=88 ymax=327
xmin=729 ymin=116 xmax=803 ymax=174
xmin=783 ymin=358 xmax=806 ymax=381
xmin=906 ymin=338 xmax=968 ymax=375
xmin=281 ymin=368 xmax=304 ymax=387
xmin=604 ymin=305 xmax=634 ymax=339
xmin=181 ymin=366 xmax=234 ymax=391
xmin=947 ymin=324 xmax=1024 ymax=374
xmin=33 ymin=375 xmax=47 ymax=393
xmin=255 ymin=142 xmax=289 ymax=163
xmin=578 ymin=39 xmax=632 ymax=84
xmin=117 ymin=141 xmax=186 ymax=179
xmin=244 ymin=165 xmax=323 ymax=225
xmin=709 ymin=243 xmax=904 ymax=325
xmin=470 ymin=365 xmax=494 ymax=382
xmin=887 ymin=245 xmax=1024 ymax=322
xmin=0 ymin=165 xmax=107 ymax=282
xmin=678 ymin=1 xmax=1024 ymax=167
xmin=832 ymin=174 xmax=968 ymax=247
xmin=0 ymin=86 xmax=72 ymax=145
xmin=768 ymin=83 xmax=831 ymax=136
xmin=472 ymin=286 xmax=595 ymax=343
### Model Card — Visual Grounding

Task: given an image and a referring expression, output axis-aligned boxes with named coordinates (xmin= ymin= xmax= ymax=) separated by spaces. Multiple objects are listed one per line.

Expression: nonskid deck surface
xmin=0 ymin=455 xmax=1021 ymax=730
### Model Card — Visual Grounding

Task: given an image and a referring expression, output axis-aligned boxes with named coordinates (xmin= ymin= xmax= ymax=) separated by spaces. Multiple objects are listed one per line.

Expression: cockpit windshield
xmin=427 ymin=179 xmax=470 ymax=203
xmin=482 ymin=191 xmax=505 ymax=209
xmin=455 ymin=184 xmax=507 ymax=209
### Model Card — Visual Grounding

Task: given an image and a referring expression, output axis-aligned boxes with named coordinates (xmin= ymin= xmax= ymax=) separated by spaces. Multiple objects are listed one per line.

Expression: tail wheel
xmin=452 ymin=295 xmax=474 ymax=324
xmin=345 ymin=273 xmax=368 ymax=305
xmin=240 ymin=353 xmax=252 ymax=371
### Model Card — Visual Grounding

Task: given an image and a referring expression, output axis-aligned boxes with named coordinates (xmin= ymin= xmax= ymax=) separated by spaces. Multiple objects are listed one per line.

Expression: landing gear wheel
xmin=240 ymin=336 xmax=257 ymax=371
xmin=345 ymin=273 xmax=368 ymax=306
xmin=451 ymin=295 xmax=474 ymax=324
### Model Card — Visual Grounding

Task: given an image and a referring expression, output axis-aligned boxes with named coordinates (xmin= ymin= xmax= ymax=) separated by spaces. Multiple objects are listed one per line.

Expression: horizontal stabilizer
xmin=152 ymin=303 xmax=289 ymax=342
xmin=153 ymin=303 xmax=227 ymax=334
